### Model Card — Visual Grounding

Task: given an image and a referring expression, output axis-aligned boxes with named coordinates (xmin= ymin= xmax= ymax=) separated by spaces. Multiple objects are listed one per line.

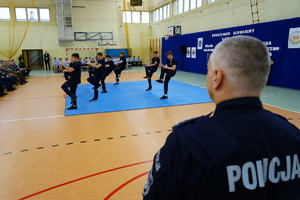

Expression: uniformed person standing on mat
xmin=159 ymin=51 xmax=177 ymax=99
xmin=60 ymin=53 xmax=82 ymax=110
xmin=113 ymin=52 xmax=126 ymax=85
xmin=100 ymin=55 xmax=115 ymax=93
xmin=87 ymin=52 xmax=106 ymax=102
xmin=143 ymin=36 xmax=300 ymax=199
xmin=143 ymin=51 xmax=160 ymax=91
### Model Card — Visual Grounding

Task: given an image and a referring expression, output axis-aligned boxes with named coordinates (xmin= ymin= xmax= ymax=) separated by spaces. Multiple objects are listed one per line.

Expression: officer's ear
xmin=212 ymin=69 xmax=224 ymax=90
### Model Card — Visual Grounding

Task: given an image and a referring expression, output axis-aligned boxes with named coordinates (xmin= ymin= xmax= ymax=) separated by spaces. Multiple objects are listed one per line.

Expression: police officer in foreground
xmin=143 ymin=36 xmax=300 ymax=200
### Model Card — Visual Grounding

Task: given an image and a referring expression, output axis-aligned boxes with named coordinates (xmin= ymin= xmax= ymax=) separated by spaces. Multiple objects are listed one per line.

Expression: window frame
xmin=39 ymin=8 xmax=50 ymax=22
xmin=0 ymin=7 xmax=11 ymax=21
xmin=123 ymin=11 xmax=150 ymax=24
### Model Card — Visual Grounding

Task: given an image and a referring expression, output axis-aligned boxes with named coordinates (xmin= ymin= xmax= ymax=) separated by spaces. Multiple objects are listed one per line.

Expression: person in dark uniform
xmin=60 ymin=53 xmax=82 ymax=110
xmin=0 ymin=64 xmax=16 ymax=91
xmin=143 ymin=36 xmax=300 ymax=200
xmin=44 ymin=51 xmax=51 ymax=70
xmin=113 ymin=52 xmax=126 ymax=85
xmin=143 ymin=51 xmax=160 ymax=91
xmin=100 ymin=55 xmax=114 ymax=93
xmin=159 ymin=51 xmax=177 ymax=99
xmin=87 ymin=52 xmax=106 ymax=102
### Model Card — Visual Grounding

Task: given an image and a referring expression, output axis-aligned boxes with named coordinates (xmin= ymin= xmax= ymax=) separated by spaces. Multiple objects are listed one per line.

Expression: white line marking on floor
xmin=124 ymin=111 xmax=160 ymax=149
xmin=0 ymin=115 xmax=65 ymax=123
xmin=16 ymin=85 xmax=61 ymax=90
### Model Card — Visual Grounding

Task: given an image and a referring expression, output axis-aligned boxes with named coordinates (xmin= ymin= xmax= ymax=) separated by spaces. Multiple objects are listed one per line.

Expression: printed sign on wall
xmin=288 ymin=27 xmax=300 ymax=48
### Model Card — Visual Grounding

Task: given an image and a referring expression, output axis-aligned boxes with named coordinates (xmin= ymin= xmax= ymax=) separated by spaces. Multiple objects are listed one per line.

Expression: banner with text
xmin=162 ymin=17 xmax=300 ymax=90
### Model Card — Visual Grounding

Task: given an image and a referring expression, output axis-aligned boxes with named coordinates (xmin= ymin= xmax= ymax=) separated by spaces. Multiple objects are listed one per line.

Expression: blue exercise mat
xmin=64 ymin=80 xmax=212 ymax=116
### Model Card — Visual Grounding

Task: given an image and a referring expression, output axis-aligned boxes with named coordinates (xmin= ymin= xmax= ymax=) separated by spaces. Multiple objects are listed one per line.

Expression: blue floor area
xmin=65 ymin=80 xmax=212 ymax=116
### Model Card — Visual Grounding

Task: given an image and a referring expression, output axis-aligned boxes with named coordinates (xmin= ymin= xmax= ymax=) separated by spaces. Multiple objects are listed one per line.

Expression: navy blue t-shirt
xmin=94 ymin=58 xmax=106 ymax=77
xmin=143 ymin=97 xmax=300 ymax=200
xmin=118 ymin=56 xmax=127 ymax=68
xmin=105 ymin=60 xmax=115 ymax=74
xmin=165 ymin=58 xmax=177 ymax=75
xmin=151 ymin=57 xmax=160 ymax=71
xmin=68 ymin=61 xmax=82 ymax=84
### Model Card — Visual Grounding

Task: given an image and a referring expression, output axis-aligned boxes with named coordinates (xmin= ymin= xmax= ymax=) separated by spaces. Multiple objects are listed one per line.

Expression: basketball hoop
xmin=106 ymin=43 xmax=110 ymax=46
xmin=164 ymin=35 xmax=172 ymax=40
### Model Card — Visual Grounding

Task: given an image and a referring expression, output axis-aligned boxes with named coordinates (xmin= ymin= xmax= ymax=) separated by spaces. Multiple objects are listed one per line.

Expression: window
xmin=163 ymin=6 xmax=167 ymax=19
xmin=0 ymin=7 xmax=10 ymax=21
xmin=39 ymin=8 xmax=50 ymax=22
xmin=178 ymin=0 xmax=183 ymax=14
xmin=173 ymin=1 xmax=178 ymax=16
xmin=141 ymin=12 xmax=149 ymax=23
xmin=15 ymin=8 xmax=27 ymax=21
xmin=15 ymin=7 xmax=50 ymax=22
xmin=151 ymin=4 xmax=170 ymax=22
xmin=27 ymin=8 xmax=38 ymax=21
xmin=190 ymin=0 xmax=197 ymax=10
xmin=207 ymin=0 xmax=217 ymax=4
xmin=123 ymin=11 xmax=131 ymax=23
xmin=184 ymin=0 xmax=190 ymax=12
xmin=197 ymin=0 xmax=202 ymax=7
xmin=132 ymin=11 xmax=140 ymax=23
xmin=123 ymin=11 xmax=149 ymax=24
xmin=159 ymin=7 xmax=163 ymax=20
xmin=166 ymin=4 xmax=170 ymax=18
xmin=155 ymin=9 xmax=159 ymax=22
xmin=152 ymin=10 xmax=156 ymax=22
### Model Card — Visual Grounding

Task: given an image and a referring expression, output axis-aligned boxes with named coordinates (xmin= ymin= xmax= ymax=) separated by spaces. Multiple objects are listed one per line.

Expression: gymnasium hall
xmin=0 ymin=0 xmax=299 ymax=199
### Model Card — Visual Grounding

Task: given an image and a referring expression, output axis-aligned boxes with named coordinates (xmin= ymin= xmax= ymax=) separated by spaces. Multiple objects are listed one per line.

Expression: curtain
xmin=0 ymin=0 xmax=35 ymax=59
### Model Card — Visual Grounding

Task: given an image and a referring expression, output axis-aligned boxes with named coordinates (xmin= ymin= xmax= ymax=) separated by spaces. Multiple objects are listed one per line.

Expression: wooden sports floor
xmin=0 ymin=70 xmax=299 ymax=200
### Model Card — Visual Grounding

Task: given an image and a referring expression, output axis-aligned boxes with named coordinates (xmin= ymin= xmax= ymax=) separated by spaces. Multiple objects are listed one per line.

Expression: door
xmin=22 ymin=49 xmax=44 ymax=70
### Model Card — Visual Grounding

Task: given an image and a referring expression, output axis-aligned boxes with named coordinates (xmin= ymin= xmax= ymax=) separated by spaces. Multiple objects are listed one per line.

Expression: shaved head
xmin=207 ymin=36 xmax=271 ymax=103
xmin=211 ymin=36 xmax=270 ymax=93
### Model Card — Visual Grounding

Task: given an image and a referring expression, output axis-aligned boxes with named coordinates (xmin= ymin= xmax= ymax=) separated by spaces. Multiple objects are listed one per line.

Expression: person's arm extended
xmin=145 ymin=61 xmax=157 ymax=67
xmin=164 ymin=64 xmax=176 ymax=70
xmin=60 ymin=62 xmax=74 ymax=72
xmin=116 ymin=60 xmax=123 ymax=64
xmin=88 ymin=62 xmax=102 ymax=69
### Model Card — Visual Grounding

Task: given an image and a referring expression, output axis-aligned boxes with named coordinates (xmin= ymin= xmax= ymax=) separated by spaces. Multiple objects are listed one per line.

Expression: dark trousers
xmin=45 ymin=60 xmax=50 ymax=70
xmin=87 ymin=75 xmax=101 ymax=100
xmin=0 ymin=81 xmax=4 ymax=94
xmin=25 ymin=69 xmax=31 ymax=76
xmin=0 ymin=77 xmax=13 ymax=90
xmin=61 ymin=81 xmax=78 ymax=105
xmin=64 ymin=72 xmax=70 ymax=80
xmin=164 ymin=72 xmax=175 ymax=95
xmin=159 ymin=67 xmax=165 ymax=80
xmin=114 ymin=66 xmax=125 ymax=82
xmin=101 ymin=73 xmax=109 ymax=92
xmin=145 ymin=67 xmax=158 ymax=88
xmin=88 ymin=69 xmax=95 ymax=77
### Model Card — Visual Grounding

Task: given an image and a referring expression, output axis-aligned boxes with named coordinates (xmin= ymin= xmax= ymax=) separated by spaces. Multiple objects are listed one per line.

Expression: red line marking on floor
xmin=18 ymin=160 xmax=152 ymax=200
xmin=0 ymin=96 xmax=62 ymax=102
xmin=103 ymin=171 xmax=149 ymax=200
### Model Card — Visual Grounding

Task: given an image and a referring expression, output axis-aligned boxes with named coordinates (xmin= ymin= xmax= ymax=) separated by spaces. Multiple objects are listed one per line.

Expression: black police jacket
xmin=143 ymin=97 xmax=300 ymax=200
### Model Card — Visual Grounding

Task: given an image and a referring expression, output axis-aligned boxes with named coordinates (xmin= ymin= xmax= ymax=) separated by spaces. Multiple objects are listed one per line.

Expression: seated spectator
xmin=19 ymin=59 xmax=31 ymax=76
xmin=136 ymin=56 xmax=142 ymax=66
xmin=0 ymin=64 xmax=17 ymax=92
xmin=2 ymin=61 xmax=26 ymax=85
xmin=52 ymin=57 xmax=60 ymax=73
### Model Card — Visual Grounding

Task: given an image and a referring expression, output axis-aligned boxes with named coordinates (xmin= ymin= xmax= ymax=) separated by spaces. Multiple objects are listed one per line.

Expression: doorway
xmin=22 ymin=49 xmax=44 ymax=70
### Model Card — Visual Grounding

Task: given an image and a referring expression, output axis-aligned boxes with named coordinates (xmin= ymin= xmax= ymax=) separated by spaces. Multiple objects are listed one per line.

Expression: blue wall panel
xmin=162 ymin=17 xmax=300 ymax=90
